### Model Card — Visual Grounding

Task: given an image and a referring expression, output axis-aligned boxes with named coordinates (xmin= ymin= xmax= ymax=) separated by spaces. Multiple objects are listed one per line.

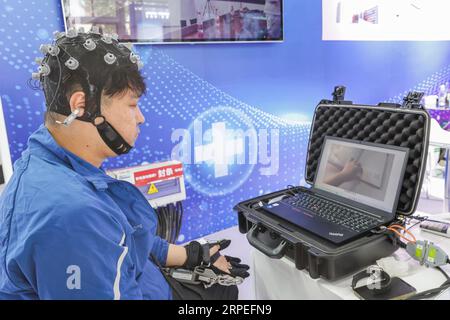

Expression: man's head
xmin=33 ymin=27 xmax=146 ymax=159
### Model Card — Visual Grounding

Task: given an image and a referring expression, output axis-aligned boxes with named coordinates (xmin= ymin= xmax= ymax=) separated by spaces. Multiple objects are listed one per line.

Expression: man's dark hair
xmin=44 ymin=63 xmax=146 ymax=124
xmin=36 ymin=31 xmax=146 ymax=125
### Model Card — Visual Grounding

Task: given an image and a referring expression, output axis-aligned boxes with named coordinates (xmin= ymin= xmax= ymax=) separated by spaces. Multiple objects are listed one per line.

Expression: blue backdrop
xmin=0 ymin=0 xmax=449 ymax=242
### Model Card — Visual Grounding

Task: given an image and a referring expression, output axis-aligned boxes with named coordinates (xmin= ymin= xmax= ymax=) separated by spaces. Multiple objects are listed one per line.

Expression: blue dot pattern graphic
xmin=0 ymin=0 xmax=310 ymax=242
xmin=0 ymin=0 xmax=449 ymax=242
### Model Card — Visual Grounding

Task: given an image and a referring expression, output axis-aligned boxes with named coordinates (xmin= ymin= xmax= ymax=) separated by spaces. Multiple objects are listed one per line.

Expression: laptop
xmin=262 ymin=137 xmax=409 ymax=244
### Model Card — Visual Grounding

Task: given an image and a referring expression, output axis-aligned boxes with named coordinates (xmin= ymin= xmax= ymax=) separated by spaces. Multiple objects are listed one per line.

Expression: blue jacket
xmin=0 ymin=125 xmax=172 ymax=299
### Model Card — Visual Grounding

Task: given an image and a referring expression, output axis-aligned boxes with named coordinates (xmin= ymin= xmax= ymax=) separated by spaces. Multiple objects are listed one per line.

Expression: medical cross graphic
xmin=194 ymin=122 xmax=244 ymax=178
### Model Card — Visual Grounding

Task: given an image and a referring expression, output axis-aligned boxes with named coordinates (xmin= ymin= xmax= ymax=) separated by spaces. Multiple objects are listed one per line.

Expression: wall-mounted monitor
xmin=323 ymin=0 xmax=450 ymax=41
xmin=0 ymin=97 xmax=13 ymax=194
xmin=61 ymin=0 xmax=283 ymax=44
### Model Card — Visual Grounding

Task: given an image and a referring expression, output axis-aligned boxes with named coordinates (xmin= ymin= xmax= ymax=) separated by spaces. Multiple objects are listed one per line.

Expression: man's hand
xmin=340 ymin=159 xmax=363 ymax=181
xmin=209 ymin=243 xmax=250 ymax=279
xmin=182 ymin=240 xmax=250 ymax=279
xmin=210 ymin=245 xmax=231 ymax=274
xmin=323 ymin=159 xmax=363 ymax=187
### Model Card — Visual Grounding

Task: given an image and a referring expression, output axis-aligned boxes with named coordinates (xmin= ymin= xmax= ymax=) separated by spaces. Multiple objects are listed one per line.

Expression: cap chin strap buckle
xmin=93 ymin=115 xmax=133 ymax=155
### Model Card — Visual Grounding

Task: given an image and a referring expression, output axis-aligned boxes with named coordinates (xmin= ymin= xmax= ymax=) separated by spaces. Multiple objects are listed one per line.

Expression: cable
xmin=358 ymin=217 xmax=450 ymax=299
xmin=405 ymin=215 xmax=428 ymax=231
xmin=155 ymin=202 xmax=184 ymax=243
xmin=158 ymin=206 xmax=167 ymax=241
xmin=286 ymin=184 xmax=299 ymax=197
xmin=386 ymin=224 xmax=417 ymax=243
xmin=27 ymin=78 xmax=41 ymax=91
xmin=407 ymin=220 xmax=423 ymax=231
xmin=407 ymin=279 xmax=450 ymax=300
xmin=166 ymin=204 xmax=171 ymax=242
xmin=370 ymin=226 xmax=389 ymax=235
xmin=384 ymin=224 xmax=450 ymax=300
xmin=166 ymin=205 xmax=170 ymax=241
xmin=437 ymin=266 xmax=450 ymax=281
xmin=174 ymin=202 xmax=179 ymax=242
xmin=47 ymin=54 xmax=62 ymax=110
xmin=170 ymin=203 xmax=175 ymax=243
xmin=175 ymin=201 xmax=183 ymax=243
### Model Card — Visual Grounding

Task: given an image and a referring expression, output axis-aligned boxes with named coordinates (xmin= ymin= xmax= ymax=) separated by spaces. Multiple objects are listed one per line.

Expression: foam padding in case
xmin=306 ymin=104 xmax=429 ymax=216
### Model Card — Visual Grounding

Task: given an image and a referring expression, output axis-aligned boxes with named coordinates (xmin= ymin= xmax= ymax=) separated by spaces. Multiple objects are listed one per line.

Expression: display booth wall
xmin=0 ymin=0 xmax=449 ymax=242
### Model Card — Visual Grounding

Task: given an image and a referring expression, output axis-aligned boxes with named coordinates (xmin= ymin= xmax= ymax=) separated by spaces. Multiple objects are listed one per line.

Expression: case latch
xmin=319 ymin=85 xmax=353 ymax=105
xmin=401 ymin=91 xmax=425 ymax=109
xmin=332 ymin=85 xmax=353 ymax=105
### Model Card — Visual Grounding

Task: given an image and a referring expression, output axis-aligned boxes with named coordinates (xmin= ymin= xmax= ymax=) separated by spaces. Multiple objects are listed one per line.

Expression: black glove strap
xmin=183 ymin=241 xmax=211 ymax=269
xmin=201 ymin=244 xmax=211 ymax=267
xmin=184 ymin=241 xmax=201 ymax=269
xmin=210 ymin=251 xmax=221 ymax=265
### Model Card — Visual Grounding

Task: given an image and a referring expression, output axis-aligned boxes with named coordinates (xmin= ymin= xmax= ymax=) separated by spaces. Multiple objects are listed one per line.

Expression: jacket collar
xmin=27 ymin=125 xmax=116 ymax=191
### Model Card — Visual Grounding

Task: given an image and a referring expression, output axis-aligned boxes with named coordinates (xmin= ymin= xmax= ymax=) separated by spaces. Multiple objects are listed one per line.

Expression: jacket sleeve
xmin=20 ymin=204 xmax=144 ymax=300
xmin=150 ymin=235 xmax=170 ymax=266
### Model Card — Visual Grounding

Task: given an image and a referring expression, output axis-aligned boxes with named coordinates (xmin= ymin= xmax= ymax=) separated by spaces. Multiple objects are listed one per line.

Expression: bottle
xmin=446 ymin=92 xmax=450 ymax=108
xmin=438 ymin=84 xmax=447 ymax=108
xmin=446 ymin=82 xmax=450 ymax=108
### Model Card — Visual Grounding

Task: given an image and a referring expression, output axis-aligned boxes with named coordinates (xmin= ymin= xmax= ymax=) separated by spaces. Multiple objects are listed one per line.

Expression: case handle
xmin=246 ymin=224 xmax=287 ymax=259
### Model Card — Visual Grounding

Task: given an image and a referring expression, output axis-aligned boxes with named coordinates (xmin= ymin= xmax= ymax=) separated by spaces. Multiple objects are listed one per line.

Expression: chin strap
xmin=94 ymin=116 xmax=133 ymax=155
xmin=55 ymin=109 xmax=133 ymax=156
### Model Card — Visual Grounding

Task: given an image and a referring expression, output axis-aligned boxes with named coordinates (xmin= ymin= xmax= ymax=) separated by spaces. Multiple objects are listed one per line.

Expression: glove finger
xmin=217 ymin=239 xmax=231 ymax=250
xmin=230 ymin=261 xmax=250 ymax=270
xmin=230 ymin=268 xmax=250 ymax=278
xmin=211 ymin=264 xmax=250 ymax=279
xmin=209 ymin=239 xmax=230 ymax=250
xmin=225 ymin=255 xmax=241 ymax=264
xmin=208 ymin=240 xmax=231 ymax=253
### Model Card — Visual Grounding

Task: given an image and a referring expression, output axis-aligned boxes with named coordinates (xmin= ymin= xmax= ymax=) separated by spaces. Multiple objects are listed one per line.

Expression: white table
xmin=251 ymin=220 xmax=450 ymax=300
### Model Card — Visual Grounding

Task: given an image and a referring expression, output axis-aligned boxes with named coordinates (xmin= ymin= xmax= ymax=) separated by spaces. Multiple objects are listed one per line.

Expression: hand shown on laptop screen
xmin=324 ymin=159 xmax=363 ymax=187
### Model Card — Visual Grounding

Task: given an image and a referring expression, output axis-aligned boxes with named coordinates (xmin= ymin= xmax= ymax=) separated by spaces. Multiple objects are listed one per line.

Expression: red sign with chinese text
xmin=133 ymin=163 xmax=183 ymax=187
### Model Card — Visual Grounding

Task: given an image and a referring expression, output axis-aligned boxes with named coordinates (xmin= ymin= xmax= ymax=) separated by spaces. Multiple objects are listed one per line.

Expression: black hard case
xmin=234 ymin=100 xmax=430 ymax=280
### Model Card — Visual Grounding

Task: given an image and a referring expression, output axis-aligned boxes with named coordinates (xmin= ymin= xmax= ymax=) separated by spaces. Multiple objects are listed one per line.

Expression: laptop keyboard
xmin=282 ymin=194 xmax=383 ymax=233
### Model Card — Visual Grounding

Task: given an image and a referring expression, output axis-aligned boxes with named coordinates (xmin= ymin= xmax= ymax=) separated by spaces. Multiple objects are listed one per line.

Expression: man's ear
xmin=69 ymin=91 xmax=86 ymax=118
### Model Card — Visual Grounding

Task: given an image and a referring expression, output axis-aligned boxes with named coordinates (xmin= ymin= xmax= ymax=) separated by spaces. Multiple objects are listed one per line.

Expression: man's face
xmin=101 ymin=89 xmax=145 ymax=149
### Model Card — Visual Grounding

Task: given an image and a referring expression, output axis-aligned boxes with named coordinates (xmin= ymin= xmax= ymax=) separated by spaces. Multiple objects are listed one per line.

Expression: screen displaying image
xmin=322 ymin=144 xmax=394 ymax=201
xmin=315 ymin=138 xmax=408 ymax=213
xmin=323 ymin=0 xmax=450 ymax=41
xmin=62 ymin=0 xmax=283 ymax=43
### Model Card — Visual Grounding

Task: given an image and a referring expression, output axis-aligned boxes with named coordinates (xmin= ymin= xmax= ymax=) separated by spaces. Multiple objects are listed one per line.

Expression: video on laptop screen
xmin=314 ymin=137 xmax=408 ymax=214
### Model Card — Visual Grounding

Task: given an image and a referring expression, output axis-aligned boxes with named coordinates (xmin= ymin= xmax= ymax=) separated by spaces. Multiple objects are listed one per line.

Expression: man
xmin=0 ymin=28 xmax=248 ymax=299
xmin=264 ymin=0 xmax=282 ymax=39
xmin=0 ymin=164 xmax=4 ymax=185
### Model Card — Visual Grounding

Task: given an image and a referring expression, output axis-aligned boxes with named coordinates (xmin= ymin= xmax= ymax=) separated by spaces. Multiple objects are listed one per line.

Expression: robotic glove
xmin=210 ymin=252 xmax=250 ymax=279
xmin=183 ymin=239 xmax=250 ymax=278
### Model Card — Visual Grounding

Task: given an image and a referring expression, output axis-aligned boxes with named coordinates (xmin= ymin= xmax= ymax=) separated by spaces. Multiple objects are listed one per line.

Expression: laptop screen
xmin=314 ymin=137 xmax=409 ymax=214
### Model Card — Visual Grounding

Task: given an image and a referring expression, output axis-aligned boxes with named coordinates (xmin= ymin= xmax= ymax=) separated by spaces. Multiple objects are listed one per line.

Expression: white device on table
xmin=420 ymin=220 xmax=450 ymax=238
